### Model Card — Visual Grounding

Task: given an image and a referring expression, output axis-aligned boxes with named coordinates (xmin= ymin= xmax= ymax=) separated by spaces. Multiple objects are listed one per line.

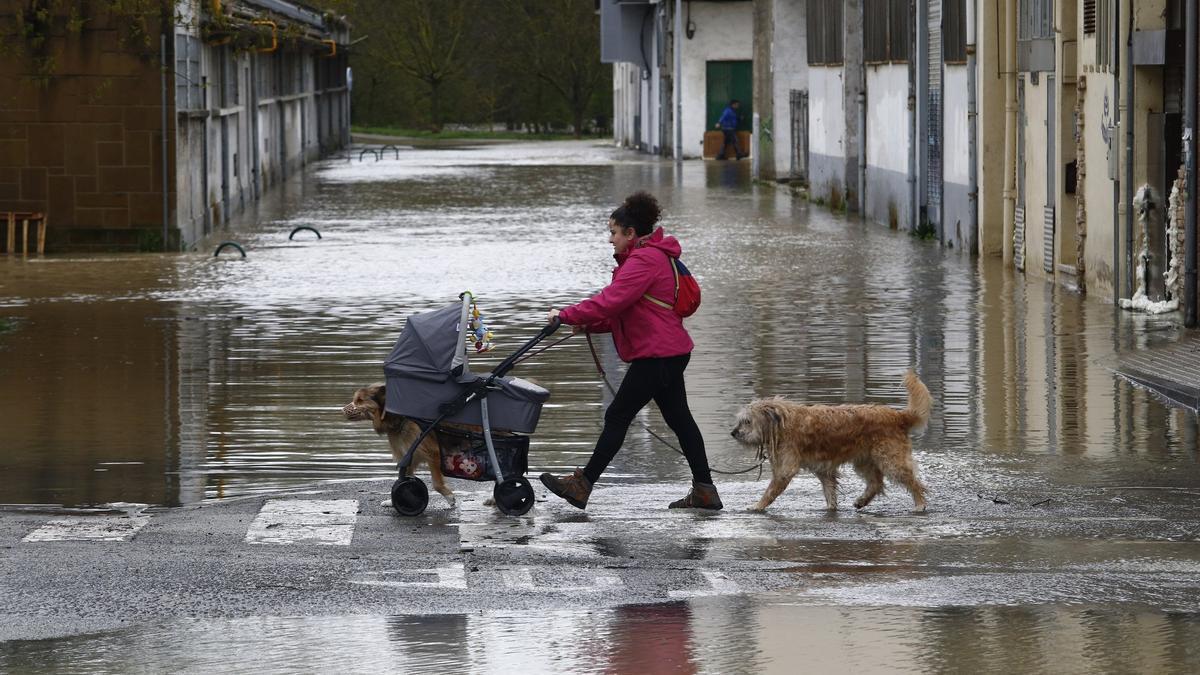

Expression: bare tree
xmin=505 ymin=0 xmax=607 ymax=137
xmin=370 ymin=0 xmax=472 ymax=131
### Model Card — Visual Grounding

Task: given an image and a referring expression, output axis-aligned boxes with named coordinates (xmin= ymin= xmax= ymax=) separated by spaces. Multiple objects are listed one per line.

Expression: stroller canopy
xmin=383 ymin=303 xmax=465 ymax=383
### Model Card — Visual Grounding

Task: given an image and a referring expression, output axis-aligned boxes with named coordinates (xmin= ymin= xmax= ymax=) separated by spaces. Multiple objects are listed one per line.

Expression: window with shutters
xmin=864 ymin=0 xmax=911 ymax=64
xmin=806 ymin=0 xmax=844 ymax=66
xmin=943 ymin=0 xmax=967 ymax=64
xmin=1096 ymin=0 xmax=1112 ymax=68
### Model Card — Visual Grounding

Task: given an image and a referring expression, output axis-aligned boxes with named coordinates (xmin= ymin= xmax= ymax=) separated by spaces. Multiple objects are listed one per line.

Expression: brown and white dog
xmin=730 ymin=370 xmax=932 ymax=513
xmin=343 ymin=383 xmax=475 ymax=508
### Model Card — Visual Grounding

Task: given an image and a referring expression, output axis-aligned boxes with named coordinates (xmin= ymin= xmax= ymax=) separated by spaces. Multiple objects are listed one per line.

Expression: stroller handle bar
xmin=436 ymin=317 xmax=561 ymax=420
xmin=490 ymin=317 xmax=560 ymax=380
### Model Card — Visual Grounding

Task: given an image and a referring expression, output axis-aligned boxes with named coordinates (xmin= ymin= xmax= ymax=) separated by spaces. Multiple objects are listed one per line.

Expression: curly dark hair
xmin=609 ymin=191 xmax=662 ymax=237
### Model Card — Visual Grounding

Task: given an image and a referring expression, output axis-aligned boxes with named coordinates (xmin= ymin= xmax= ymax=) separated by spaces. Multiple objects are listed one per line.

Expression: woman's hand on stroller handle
xmin=546 ymin=309 xmax=582 ymax=335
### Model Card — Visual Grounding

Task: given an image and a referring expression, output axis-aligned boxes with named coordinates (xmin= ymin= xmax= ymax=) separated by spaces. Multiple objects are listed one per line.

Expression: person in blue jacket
xmin=714 ymin=99 xmax=745 ymax=160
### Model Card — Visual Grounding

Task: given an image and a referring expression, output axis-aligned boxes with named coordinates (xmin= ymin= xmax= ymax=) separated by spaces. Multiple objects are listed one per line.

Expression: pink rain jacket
xmin=558 ymin=227 xmax=694 ymax=362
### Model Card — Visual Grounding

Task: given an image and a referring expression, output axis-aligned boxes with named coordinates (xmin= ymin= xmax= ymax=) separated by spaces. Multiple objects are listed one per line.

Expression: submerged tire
xmin=493 ymin=477 xmax=535 ymax=516
xmin=391 ymin=477 xmax=428 ymax=517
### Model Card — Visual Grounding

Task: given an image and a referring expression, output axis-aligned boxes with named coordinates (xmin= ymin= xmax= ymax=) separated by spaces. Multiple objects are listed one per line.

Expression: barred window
xmin=174 ymin=34 xmax=203 ymax=111
xmin=864 ymin=0 xmax=911 ymax=63
xmin=806 ymin=0 xmax=844 ymax=66
xmin=1019 ymin=0 xmax=1054 ymax=40
xmin=943 ymin=0 xmax=967 ymax=63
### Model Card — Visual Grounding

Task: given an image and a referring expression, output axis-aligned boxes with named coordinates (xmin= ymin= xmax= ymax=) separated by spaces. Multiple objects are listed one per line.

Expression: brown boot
xmin=539 ymin=469 xmax=592 ymax=509
xmin=669 ymin=481 xmax=723 ymax=510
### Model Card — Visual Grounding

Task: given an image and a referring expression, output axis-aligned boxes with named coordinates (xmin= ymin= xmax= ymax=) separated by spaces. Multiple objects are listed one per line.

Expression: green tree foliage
xmin=502 ymin=0 xmax=608 ymax=138
xmin=348 ymin=0 xmax=611 ymax=135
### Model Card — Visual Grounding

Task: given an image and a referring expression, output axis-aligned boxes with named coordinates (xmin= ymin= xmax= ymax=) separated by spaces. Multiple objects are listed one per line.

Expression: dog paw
xmin=483 ymin=497 xmax=496 ymax=507
xmin=380 ymin=499 xmax=392 ymax=508
xmin=747 ymin=506 xmax=766 ymax=514
xmin=442 ymin=496 xmax=457 ymax=508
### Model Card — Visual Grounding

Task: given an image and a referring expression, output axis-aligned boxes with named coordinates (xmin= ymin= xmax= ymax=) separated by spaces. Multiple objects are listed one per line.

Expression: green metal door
xmin=706 ymin=61 xmax=753 ymax=131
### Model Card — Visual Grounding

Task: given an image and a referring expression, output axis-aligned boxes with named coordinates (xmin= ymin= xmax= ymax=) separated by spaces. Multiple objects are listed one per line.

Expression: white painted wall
xmin=679 ymin=1 xmax=754 ymax=158
xmin=865 ymin=65 xmax=908 ymax=174
xmin=943 ymin=65 xmax=970 ymax=185
xmin=807 ymin=67 xmax=844 ymax=159
xmin=771 ymin=0 xmax=808 ymax=177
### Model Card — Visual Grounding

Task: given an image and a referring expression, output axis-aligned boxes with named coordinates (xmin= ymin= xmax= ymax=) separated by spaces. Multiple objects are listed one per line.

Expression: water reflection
xmin=0 ymin=140 xmax=1197 ymax=507
xmin=3 ymin=601 xmax=1199 ymax=674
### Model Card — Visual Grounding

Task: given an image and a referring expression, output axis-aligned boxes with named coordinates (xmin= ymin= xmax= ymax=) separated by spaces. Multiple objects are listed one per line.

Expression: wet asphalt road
xmin=4 ymin=474 xmax=1200 ymax=664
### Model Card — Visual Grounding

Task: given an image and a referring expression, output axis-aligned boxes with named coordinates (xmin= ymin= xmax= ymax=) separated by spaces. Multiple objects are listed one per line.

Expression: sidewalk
xmin=1115 ymin=332 xmax=1200 ymax=411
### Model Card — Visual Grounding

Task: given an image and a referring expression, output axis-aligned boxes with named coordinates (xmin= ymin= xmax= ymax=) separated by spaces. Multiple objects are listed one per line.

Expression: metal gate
xmin=790 ymin=89 xmax=809 ymax=181
xmin=1014 ymin=77 xmax=1027 ymax=271
xmin=1043 ymin=75 xmax=1056 ymax=273
xmin=926 ymin=0 xmax=944 ymax=236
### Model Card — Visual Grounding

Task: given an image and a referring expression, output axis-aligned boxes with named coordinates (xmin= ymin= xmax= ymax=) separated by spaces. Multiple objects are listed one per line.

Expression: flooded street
xmin=3 ymin=140 xmax=1200 ymax=671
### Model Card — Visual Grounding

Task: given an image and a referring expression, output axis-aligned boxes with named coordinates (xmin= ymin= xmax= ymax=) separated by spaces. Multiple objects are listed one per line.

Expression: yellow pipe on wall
xmin=253 ymin=20 xmax=277 ymax=53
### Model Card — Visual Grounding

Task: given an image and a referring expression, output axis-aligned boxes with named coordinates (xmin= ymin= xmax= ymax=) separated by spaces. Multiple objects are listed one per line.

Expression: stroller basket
xmin=436 ymin=426 xmax=529 ymax=482
xmin=383 ymin=293 xmax=563 ymax=518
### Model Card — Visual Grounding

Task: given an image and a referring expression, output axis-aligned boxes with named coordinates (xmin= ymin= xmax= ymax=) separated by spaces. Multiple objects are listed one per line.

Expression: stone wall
xmin=0 ymin=6 xmax=176 ymax=251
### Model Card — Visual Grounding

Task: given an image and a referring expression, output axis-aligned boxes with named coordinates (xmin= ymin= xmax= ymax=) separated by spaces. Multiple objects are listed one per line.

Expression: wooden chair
xmin=4 ymin=212 xmax=46 ymax=255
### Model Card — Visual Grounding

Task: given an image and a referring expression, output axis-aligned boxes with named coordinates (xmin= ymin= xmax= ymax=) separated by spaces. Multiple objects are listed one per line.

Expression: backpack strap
xmin=642 ymin=252 xmax=680 ymax=310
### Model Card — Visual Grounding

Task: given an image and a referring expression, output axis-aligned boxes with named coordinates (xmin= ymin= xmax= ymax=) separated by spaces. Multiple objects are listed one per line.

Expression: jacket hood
xmin=615 ymin=226 xmax=681 ymax=264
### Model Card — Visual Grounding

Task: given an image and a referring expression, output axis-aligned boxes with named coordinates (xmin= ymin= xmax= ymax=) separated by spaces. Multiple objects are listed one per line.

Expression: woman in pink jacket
xmin=541 ymin=192 xmax=721 ymax=511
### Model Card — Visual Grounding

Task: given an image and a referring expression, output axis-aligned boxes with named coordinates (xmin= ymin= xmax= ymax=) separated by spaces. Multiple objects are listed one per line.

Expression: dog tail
xmin=903 ymin=369 xmax=931 ymax=431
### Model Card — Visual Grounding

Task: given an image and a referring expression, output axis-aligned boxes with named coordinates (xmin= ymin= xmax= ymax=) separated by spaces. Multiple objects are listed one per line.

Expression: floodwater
xmin=4 ymin=602 xmax=1199 ymax=674
xmin=3 ymin=140 xmax=1200 ymax=671
xmin=2 ymin=140 xmax=1195 ymax=506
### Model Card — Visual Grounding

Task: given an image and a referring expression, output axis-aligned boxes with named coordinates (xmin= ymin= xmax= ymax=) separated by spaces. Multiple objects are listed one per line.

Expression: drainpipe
xmin=1113 ymin=0 xmax=1121 ymax=304
xmin=858 ymin=91 xmax=867 ymax=215
xmin=752 ymin=112 xmax=760 ymax=179
xmin=160 ymin=32 xmax=169 ymax=251
xmin=1002 ymin=0 xmax=1017 ymax=265
xmin=967 ymin=0 xmax=978 ymax=253
xmin=916 ymin=0 xmax=928 ymax=233
xmin=1185 ymin=0 xmax=1197 ymax=327
xmin=674 ymin=0 xmax=683 ymax=163
xmin=1124 ymin=4 xmax=1135 ymax=299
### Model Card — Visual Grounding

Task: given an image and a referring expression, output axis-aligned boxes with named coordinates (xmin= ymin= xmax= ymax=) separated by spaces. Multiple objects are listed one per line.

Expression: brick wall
xmin=0 ymin=7 xmax=176 ymax=251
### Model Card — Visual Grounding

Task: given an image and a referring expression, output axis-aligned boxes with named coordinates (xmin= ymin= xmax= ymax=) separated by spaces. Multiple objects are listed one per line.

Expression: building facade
xmin=602 ymin=0 xmax=754 ymax=159
xmin=0 ymin=0 xmax=349 ymax=252
xmin=600 ymin=0 xmax=1199 ymax=325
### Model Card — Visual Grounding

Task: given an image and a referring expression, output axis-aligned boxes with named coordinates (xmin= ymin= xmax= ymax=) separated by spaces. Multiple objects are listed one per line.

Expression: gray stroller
xmin=383 ymin=293 xmax=558 ymax=516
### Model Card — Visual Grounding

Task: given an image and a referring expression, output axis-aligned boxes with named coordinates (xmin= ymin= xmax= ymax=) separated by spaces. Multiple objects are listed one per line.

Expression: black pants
xmin=583 ymin=353 xmax=713 ymax=485
xmin=717 ymin=129 xmax=743 ymax=159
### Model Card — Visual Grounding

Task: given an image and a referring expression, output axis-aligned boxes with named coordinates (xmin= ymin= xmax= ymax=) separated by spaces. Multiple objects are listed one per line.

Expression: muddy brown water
xmin=2 ymin=141 xmax=1200 ymax=671
xmin=1 ymin=141 xmax=1194 ymax=507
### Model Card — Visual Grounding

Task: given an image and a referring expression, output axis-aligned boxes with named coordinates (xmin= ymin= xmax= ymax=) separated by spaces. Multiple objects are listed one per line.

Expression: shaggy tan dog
xmin=343 ymin=383 xmax=476 ymax=508
xmin=731 ymin=370 xmax=932 ymax=513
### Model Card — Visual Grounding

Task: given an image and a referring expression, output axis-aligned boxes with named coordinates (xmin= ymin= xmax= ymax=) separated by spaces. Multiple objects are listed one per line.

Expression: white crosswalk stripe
xmin=244 ymin=499 xmax=359 ymax=546
xmin=668 ymin=570 xmax=741 ymax=598
xmin=500 ymin=567 xmax=624 ymax=592
xmin=22 ymin=515 xmax=151 ymax=543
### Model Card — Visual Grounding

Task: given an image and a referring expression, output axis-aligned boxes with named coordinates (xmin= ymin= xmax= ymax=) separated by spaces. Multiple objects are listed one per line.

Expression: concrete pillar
xmin=753 ymin=0 xmax=776 ymax=180
xmin=844 ymin=0 xmax=864 ymax=211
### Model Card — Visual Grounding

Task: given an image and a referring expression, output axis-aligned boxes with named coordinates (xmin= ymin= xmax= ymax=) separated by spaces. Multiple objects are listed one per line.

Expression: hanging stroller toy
xmin=382 ymin=292 xmax=560 ymax=516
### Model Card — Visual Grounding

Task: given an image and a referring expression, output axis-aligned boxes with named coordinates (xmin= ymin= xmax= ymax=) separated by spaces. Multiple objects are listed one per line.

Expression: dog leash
xmin=585 ymin=333 xmax=766 ymax=477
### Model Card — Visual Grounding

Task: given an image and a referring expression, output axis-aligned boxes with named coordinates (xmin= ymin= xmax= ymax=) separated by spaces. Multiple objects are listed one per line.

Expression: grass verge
xmin=352 ymin=125 xmax=605 ymax=141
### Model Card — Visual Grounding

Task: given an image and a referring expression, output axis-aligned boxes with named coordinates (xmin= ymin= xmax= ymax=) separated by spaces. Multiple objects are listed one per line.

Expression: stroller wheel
xmin=391 ymin=477 xmax=429 ymax=517
xmin=493 ymin=477 xmax=535 ymax=516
